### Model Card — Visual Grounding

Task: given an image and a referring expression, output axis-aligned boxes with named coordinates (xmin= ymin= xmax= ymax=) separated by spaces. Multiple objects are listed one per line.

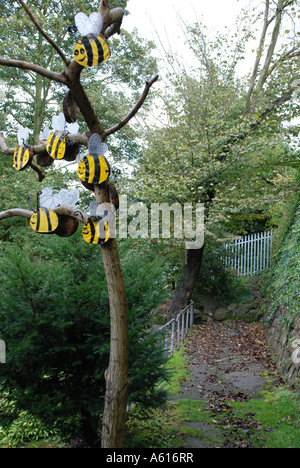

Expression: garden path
xmin=174 ymin=321 xmax=280 ymax=448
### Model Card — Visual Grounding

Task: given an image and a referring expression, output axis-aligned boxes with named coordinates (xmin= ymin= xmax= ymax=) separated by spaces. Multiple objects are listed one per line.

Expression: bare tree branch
xmin=104 ymin=75 xmax=159 ymax=137
xmin=99 ymin=0 xmax=124 ymax=38
xmin=265 ymin=45 xmax=300 ymax=77
xmin=0 ymin=57 xmax=66 ymax=84
xmin=255 ymin=2 xmax=284 ymax=96
xmin=0 ymin=208 xmax=33 ymax=221
xmin=0 ymin=205 xmax=88 ymax=224
xmin=245 ymin=0 xmax=270 ymax=112
xmin=0 ymin=131 xmax=90 ymax=181
xmin=28 ymin=160 xmax=46 ymax=182
xmin=0 ymin=131 xmax=88 ymax=155
xmin=245 ymin=0 xmax=298 ymax=112
xmin=54 ymin=205 xmax=89 ymax=223
xmin=18 ymin=0 xmax=70 ymax=66
xmin=0 ymin=132 xmax=13 ymax=155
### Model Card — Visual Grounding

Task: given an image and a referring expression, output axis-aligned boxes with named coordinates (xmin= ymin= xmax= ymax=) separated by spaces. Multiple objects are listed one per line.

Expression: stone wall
xmin=194 ymin=288 xmax=300 ymax=388
xmin=265 ymin=310 xmax=300 ymax=389
xmin=262 ymin=201 xmax=300 ymax=389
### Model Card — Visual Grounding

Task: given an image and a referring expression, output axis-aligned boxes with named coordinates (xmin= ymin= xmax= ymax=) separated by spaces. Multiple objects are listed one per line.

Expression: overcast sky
xmin=125 ymin=0 xmax=248 ymax=35
xmin=125 ymin=0 xmax=252 ymax=42
xmin=124 ymin=0 xmax=257 ymax=76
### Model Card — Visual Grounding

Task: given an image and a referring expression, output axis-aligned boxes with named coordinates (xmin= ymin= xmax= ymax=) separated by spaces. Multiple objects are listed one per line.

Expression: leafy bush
xmin=262 ymin=197 xmax=300 ymax=329
xmin=192 ymin=239 xmax=251 ymax=303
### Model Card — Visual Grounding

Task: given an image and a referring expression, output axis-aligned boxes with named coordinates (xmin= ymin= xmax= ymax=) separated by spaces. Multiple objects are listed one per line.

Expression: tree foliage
xmin=0 ymin=232 xmax=169 ymax=446
xmin=0 ymin=0 xmax=160 ymax=448
xmin=0 ymin=0 xmax=158 ymax=165
xmin=130 ymin=8 xmax=300 ymax=240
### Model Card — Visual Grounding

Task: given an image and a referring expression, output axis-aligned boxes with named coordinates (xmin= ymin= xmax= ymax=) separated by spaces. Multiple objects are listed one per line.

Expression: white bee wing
xmin=98 ymin=142 xmax=109 ymax=155
xmin=58 ymin=188 xmax=80 ymax=207
xmin=39 ymin=126 xmax=50 ymax=141
xmin=17 ymin=126 xmax=30 ymax=145
xmin=52 ymin=113 xmax=66 ymax=132
xmin=53 ymin=193 xmax=63 ymax=208
xmin=89 ymin=12 xmax=103 ymax=35
xmin=75 ymin=12 xmax=93 ymax=36
xmin=39 ymin=187 xmax=55 ymax=209
xmin=88 ymin=133 xmax=102 ymax=154
xmin=76 ymin=148 xmax=88 ymax=164
xmin=65 ymin=122 xmax=79 ymax=134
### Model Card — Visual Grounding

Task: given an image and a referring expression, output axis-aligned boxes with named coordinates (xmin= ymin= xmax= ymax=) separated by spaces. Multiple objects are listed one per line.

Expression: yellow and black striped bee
xmin=29 ymin=207 xmax=59 ymax=234
xmin=46 ymin=114 xmax=80 ymax=162
xmin=13 ymin=126 xmax=32 ymax=171
xmin=14 ymin=145 xmax=31 ymax=171
xmin=46 ymin=130 xmax=67 ymax=160
xmin=73 ymin=12 xmax=110 ymax=67
xmin=74 ymin=34 xmax=110 ymax=67
xmin=77 ymin=133 xmax=110 ymax=191
xmin=77 ymin=153 xmax=110 ymax=189
xmin=82 ymin=216 xmax=110 ymax=245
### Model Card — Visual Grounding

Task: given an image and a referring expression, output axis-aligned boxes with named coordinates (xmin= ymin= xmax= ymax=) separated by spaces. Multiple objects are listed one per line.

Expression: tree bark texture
xmin=100 ymin=239 xmax=129 ymax=448
xmin=167 ymin=246 xmax=205 ymax=321
xmin=94 ymin=184 xmax=129 ymax=448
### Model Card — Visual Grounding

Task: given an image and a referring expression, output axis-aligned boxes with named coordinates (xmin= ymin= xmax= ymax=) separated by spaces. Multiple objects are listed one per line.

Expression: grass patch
xmin=166 ymin=348 xmax=191 ymax=395
xmin=125 ymin=403 xmax=183 ymax=448
xmin=173 ymin=399 xmax=208 ymax=423
xmin=230 ymin=388 xmax=300 ymax=448
xmin=165 ymin=387 xmax=300 ymax=449
xmin=125 ymin=343 xmax=300 ymax=449
xmin=125 ymin=348 xmax=191 ymax=448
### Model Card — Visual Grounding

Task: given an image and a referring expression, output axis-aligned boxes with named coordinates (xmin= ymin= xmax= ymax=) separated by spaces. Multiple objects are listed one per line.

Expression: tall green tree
xmin=0 ymin=0 xmax=157 ymax=162
xmin=129 ymin=0 xmax=300 ymax=319
xmin=0 ymin=0 xmax=159 ymax=448
xmin=0 ymin=234 xmax=169 ymax=447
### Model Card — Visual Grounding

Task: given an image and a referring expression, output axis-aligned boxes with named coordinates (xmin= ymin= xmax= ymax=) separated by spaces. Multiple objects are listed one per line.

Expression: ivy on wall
xmin=263 ymin=193 xmax=300 ymax=331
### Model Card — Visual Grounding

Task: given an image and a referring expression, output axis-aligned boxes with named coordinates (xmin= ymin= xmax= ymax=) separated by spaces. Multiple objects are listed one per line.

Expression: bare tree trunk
xmin=94 ymin=184 xmax=129 ymax=448
xmin=167 ymin=246 xmax=204 ymax=321
xmin=245 ymin=0 xmax=270 ymax=112
xmin=100 ymin=239 xmax=129 ymax=448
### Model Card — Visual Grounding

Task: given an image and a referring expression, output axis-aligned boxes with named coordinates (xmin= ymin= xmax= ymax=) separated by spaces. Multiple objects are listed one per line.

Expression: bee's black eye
xmin=74 ymin=49 xmax=79 ymax=56
xmin=80 ymin=48 xmax=85 ymax=54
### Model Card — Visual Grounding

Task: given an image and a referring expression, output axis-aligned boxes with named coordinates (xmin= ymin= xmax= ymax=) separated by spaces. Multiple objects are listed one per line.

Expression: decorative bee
xmin=29 ymin=189 xmax=80 ymax=237
xmin=77 ymin=133 xmax=110 ymax=191
xmin=82 ymin=215 xmax=110 ymax=245
xmin=55 ymin=214 xmax=79 ymax=238
xmin=39 ymin=187 xmax=80 ymax=237
xmin=46 ymin=113 xmax=67 ymax=160
xmin=39 ymin=187 xmax=80 ymax=210
xmin=73 ymin=12 xmax=110 ymax=67
xmin=29 ymin=206 xmax=59 ymax=235
xmin=13 ymin=126 xmax=32 ymax=171
xmin=46 ymin=113 xmax=80 ymax=161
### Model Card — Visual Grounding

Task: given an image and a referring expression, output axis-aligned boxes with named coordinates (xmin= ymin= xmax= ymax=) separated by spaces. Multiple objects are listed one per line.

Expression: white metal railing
xmin=223 ymin=230 xmax=276 ymax=277
xmin=154 ymin=301 xmax=194 ymax=357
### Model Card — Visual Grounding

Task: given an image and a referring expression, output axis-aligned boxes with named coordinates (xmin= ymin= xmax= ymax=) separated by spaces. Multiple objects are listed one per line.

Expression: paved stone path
xmin=174 ymin=321 xmax=279 ymax=448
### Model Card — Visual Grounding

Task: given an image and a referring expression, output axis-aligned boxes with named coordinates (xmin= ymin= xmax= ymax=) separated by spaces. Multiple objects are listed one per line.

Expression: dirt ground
xmin=175 ymin=321 xmax=280 ymax=448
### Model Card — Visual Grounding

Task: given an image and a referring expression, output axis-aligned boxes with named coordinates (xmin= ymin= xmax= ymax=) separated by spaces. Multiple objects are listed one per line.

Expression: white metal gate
xmin=155 ymin=302 xmax=194 ymax=357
